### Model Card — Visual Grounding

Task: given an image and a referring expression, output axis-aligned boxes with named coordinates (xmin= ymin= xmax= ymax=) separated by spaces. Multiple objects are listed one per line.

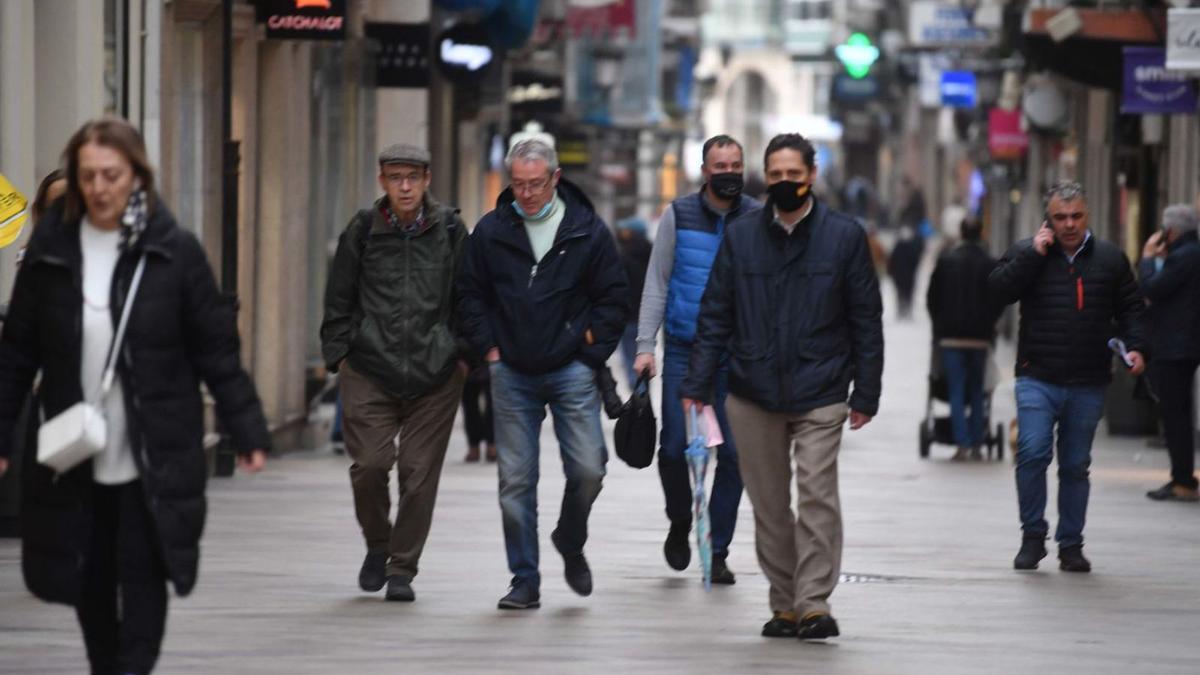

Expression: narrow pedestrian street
xmin=2 ymin=281 xmax=1198 ymax=674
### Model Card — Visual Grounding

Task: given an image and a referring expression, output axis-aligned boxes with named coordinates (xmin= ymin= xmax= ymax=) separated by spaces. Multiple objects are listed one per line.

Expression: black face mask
xmin=768 ymin=180 xmax=811 ymax=212
xmin=708 ymin=172 xmax=744 ymax=199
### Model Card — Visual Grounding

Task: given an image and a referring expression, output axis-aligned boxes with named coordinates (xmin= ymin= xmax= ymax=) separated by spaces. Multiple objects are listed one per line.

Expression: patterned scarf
xmin=119 ymin=189 xmax=149 ymax=253
xmin=381 ymin=201 xmax=428 ymax=237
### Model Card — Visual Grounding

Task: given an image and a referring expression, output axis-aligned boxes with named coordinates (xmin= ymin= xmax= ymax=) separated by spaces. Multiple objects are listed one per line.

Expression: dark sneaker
xmin=385 ymin=575 xmax=415 ymax=602
xmin=497 ymin=578 xmax=541 ymax=610
xmin=552 ymin=529 xmax=593 ymax=597
xmin=1013 ymin=536 xmax=1047 ymax=570
xmin=1146 ymin=482 xmax=1200 ymax=502
xmin=1058 ymin=544 xmax=1092 ymax=573
xmin=664 ymin=521 xmax=691 ymax=571
xmin=761 ymin=611 xmax=798 ymax=638
xmin=711 ymin=556 xmax=736 ymax=585
xmin=796 ymin=613 xmax=840 ymax=640
xmin=358 ymin=551 xmax=388 ymax=592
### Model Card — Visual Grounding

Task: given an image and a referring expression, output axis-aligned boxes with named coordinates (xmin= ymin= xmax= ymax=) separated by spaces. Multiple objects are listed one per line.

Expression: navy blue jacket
xmin=989 ymin=234 xmax=1144 ymax=386
xmin=456 ymin=179 xmax=629 ymax=375
xmin=681 ymin=199 xmax=884 ymax=416
xmin=1138 ymin=231 xmax=1200 ymax=362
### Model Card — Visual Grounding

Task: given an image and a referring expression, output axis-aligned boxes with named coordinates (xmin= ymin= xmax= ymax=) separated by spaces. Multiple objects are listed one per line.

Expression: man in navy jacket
xmin=457 ymin=139 xmax=627 ymax=610
xmin=681 ymin=133 xmax=883 ymax=641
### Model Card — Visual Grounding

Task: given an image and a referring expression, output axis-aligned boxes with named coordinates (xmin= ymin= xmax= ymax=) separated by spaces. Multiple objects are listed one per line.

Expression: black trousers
xmin=461 ymin=373 xmax=494 ymax=446
xmin=76 ymin=480 xmax=169 ymax=675
xmin=1152 ymin=359 xmax=1200 ymax=490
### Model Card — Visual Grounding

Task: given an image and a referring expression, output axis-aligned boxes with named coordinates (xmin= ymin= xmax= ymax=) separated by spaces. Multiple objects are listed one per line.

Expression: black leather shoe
xmin=497 ymin=578 xmax=541 ymax=610
xmin=796 ymin=613 xmax=840 ymax=640
xmin=664 ymin=522 xmax=691 ymax=571
xmin=552 ymin=529 xmax=593 ymax=596
xmin=1013 ymin=536 xmax=1047 ymax=570
xmin=711 ymin=556 xmax=736 ymax=585
xmin=358 ymin=551 xmax=388 ymax=592
xmin=761 ymin=612 xmax=798 ymax=638
xmin=385 ymin=575 xmax=415 ymax=602
xmin=1058 ymin=544 xmax=1091 ymax=573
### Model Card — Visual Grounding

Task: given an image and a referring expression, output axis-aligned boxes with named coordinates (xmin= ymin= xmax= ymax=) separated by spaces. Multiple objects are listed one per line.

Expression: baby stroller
xmin=918 ymin=344 xmax=1006 ymax=460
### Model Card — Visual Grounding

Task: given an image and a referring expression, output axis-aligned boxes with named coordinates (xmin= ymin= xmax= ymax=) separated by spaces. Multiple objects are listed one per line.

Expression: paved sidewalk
xmin=3 ymin=286 xmax=1199 ymax=674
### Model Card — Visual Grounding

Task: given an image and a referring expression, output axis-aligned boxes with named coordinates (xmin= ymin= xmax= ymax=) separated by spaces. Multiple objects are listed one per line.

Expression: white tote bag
xmin=38 ymin=256 xmax=146 ymax=474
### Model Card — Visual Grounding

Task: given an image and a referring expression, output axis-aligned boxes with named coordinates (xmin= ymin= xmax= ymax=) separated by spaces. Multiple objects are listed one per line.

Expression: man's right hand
xmin=1142 ymin=231 xmax=1166 ymax=260
xmin=1033 ymin=224 xmax=1055 ymax=256
xmin=681 ymin=397 xmax=705 ymax=414
xmin=0 ymin=457 xmax=8 ymax=478
xmin=634 ymin=353 xmax=656 ymax=378
xmin=486 ymin=348 xmax=501 ymax=363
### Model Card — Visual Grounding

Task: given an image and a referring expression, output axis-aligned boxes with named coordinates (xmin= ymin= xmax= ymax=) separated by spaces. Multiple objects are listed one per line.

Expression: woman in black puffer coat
xmin=0 ymin=117 xmax=269 ymax=674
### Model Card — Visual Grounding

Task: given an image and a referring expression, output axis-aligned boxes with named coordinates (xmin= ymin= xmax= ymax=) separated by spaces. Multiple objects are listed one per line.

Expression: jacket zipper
xmin=528 ymin=264 xmax=538 ymax=288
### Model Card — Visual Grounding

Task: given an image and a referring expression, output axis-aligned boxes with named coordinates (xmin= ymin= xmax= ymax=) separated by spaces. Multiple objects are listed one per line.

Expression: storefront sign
xmin=1166 ymin=9 xmax=1200 ymax=72
xmin=1122 ymin=46 xmax=1198 ymax=114
xmin=908 ymin=2 xmax=994 ymax=48
xmin=940 ymin=71 xmax=977 ymax=108
xmin=435 ymin=22 xmax=497 ymax=83
xmin=365 ymin=23 xmax=430 ymax=89
xmin=987 ymin=108 xmax=1029 ymax=161
xmin=834 ymin=33 xmax=879 ymax=79
xmin=259 ymin=0 xmax=346 ymax=41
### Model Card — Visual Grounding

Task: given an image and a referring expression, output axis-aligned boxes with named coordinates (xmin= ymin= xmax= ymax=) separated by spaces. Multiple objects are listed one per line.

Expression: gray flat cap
xmin=378 ymin=143 xmax=431 ymax=167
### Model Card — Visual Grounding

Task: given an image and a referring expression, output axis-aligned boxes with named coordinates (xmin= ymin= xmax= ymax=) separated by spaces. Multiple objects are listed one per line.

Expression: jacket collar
xmin=25 ymin=199 xmax=178 ymax=268
xmin=1168 ymin=229 xmax=1198 ymax=252
xmin=762 ymin=196 xmax=824 ymax=239
xmin=495 ymin=177 xmax=595 ymax=234
xmin=696 ymin=187 xmax=743 ymax=218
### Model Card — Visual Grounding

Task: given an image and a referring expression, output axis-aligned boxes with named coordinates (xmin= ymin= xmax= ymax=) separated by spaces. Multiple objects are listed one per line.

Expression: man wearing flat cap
xmin=321 ymin=143 xmax=469 ymax=602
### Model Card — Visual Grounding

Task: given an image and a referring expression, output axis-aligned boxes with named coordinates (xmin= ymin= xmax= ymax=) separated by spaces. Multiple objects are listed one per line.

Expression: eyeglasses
xmin=1050 ymin=212 xmax=1086 ymax=223
xmin=384 ymin=172 xmax=426 ymax=186
xmin=511 ymin=177 xmax=552 ymax=196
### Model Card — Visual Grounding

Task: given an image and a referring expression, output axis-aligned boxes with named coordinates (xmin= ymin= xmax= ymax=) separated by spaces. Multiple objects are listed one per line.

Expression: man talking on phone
xmin=989 ymin=182 xmax=1145 ymax=573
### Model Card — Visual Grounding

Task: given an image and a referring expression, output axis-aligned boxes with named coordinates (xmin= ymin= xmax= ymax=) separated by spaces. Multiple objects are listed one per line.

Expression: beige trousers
xmin=726 ymin=394 xmax=848 ymax=617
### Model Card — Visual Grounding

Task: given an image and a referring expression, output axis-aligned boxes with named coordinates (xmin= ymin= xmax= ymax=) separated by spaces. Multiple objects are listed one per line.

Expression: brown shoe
xmin=485 ymin=444 xmax=497 ymax=462
xmin=1146 ymin=482 xmax=1200 ymax=502
xmin=464 ymin=445 xmax=481 ymax=463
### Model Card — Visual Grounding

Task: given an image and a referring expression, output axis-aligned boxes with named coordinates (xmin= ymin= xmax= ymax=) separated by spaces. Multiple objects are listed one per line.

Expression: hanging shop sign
xmin=259 ymin=0 xmax=346 ymax=41
xmin=940 ymin=71 xmax=977 ymax=108
xmin=835 ymin=33 xmax=880 ymax=79
xmin=1166 ymin=9 xmax=1200 ymax=73
xmin=435 ymin=21 xmax=497 ymax=83
xmin=908 ymin=2 xmax=994 ymax=48
xmin=1122 ymin=46 xmax=1198 ymax=115
xmin=365 ymin=23 xmax=431 ymax=88
xmin=987 ymin=108 xmax=1029 ymax=161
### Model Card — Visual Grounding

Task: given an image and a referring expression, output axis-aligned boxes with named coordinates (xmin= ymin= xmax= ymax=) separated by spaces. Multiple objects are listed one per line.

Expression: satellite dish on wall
xmin=1022 ymin=76 xmax=1070 ymax=133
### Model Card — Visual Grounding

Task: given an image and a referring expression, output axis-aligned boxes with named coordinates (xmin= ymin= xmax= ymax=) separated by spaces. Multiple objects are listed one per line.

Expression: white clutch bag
xmin=37 ymin=256 xmax=145 ymax=474
xmin=37 ymin=402 xmax=107 ymax=473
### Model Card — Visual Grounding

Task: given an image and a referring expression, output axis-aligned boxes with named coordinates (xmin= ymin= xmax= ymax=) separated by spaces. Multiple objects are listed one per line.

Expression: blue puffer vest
xmin=665 ymin=191 xmax=761 ymax=342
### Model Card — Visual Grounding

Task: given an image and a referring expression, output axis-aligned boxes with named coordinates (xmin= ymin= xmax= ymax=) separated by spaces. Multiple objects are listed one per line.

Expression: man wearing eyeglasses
xmin=989 ymin=181 xmax=1145 ymax=574
xmin=321 ymin=143 xmax=469 ymax=603
xmin=457 ymin=138 xmax=628 ymax=610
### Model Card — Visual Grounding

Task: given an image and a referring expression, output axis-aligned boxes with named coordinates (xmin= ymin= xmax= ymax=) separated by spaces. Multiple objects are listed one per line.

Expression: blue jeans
xmin=1014 ymin=377 xmax=1105 ymax=547
xmin=941 ymin=347 xmax=986 ymax=448
xmin=490 ymin=360 xmax=607 ymax=587
xmin=659 ymin=338 xmax=742 ymax=558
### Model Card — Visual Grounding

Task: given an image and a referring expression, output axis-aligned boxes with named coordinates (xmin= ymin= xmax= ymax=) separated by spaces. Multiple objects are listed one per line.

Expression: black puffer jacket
xmin=988 ymin=234 xmax=1145 ymax=385
xmin=926 ymin=240 xmax=1002 ymax=342
xmin=0 ymin=201 xmax=269 ymax=605
xmin=681 ymin=199 xmax=884 ymax=416
xmin=456 ymin=179 xmax=628 ymax=375
xmin=321 ymin=193 xmax=468 ymax=398
xmin=1138 ymin=231 xmax=1200 ymax=362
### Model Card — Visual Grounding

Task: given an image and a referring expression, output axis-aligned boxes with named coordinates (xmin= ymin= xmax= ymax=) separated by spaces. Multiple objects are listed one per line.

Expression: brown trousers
xmin=726 ymin=394 xmax=848 ymax=617
xmin=340 ymin=363 xmax=465 ymax=578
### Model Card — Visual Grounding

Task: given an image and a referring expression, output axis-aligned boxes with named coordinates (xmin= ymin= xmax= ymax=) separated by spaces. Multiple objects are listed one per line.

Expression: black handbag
xmin=614 ymin=372 xmax=657 ymax=469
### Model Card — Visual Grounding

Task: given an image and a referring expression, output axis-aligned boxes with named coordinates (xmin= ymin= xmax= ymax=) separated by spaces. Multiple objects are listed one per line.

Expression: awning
xmin=1021 ymin=7 xmax=1165 ymax=90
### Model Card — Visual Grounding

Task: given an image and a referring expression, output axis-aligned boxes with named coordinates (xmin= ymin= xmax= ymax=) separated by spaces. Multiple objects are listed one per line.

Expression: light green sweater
xmin=524 ymin=196 xmax=566 ymax=262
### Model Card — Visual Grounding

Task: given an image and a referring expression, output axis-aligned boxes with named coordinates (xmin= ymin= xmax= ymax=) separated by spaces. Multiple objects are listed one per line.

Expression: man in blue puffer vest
xmin=634 ymin=135 xmax=762 ymax=584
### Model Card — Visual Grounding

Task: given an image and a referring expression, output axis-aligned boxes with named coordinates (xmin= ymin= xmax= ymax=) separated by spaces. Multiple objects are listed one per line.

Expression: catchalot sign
xmin=260 ymin=0 xmax=346 ymax=41
xmin=0 ymin=174 xmax=29 ymax=249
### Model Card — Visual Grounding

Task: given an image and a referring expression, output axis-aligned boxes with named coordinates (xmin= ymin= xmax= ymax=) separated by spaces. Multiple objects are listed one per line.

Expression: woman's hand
xmin=237 ymin=449 xmax=267 ymax=473
xmin=0 ymin=457 xmax=8 ymax=477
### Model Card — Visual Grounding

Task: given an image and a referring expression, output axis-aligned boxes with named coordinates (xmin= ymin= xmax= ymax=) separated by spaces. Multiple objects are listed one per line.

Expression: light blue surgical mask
xmin=512 ymin=199 xmax=555 ymax=221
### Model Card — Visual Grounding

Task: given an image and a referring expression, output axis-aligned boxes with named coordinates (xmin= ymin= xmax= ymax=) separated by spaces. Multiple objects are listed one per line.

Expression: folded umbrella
xmin=686 ymin=407 xmax=713 ymax=591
